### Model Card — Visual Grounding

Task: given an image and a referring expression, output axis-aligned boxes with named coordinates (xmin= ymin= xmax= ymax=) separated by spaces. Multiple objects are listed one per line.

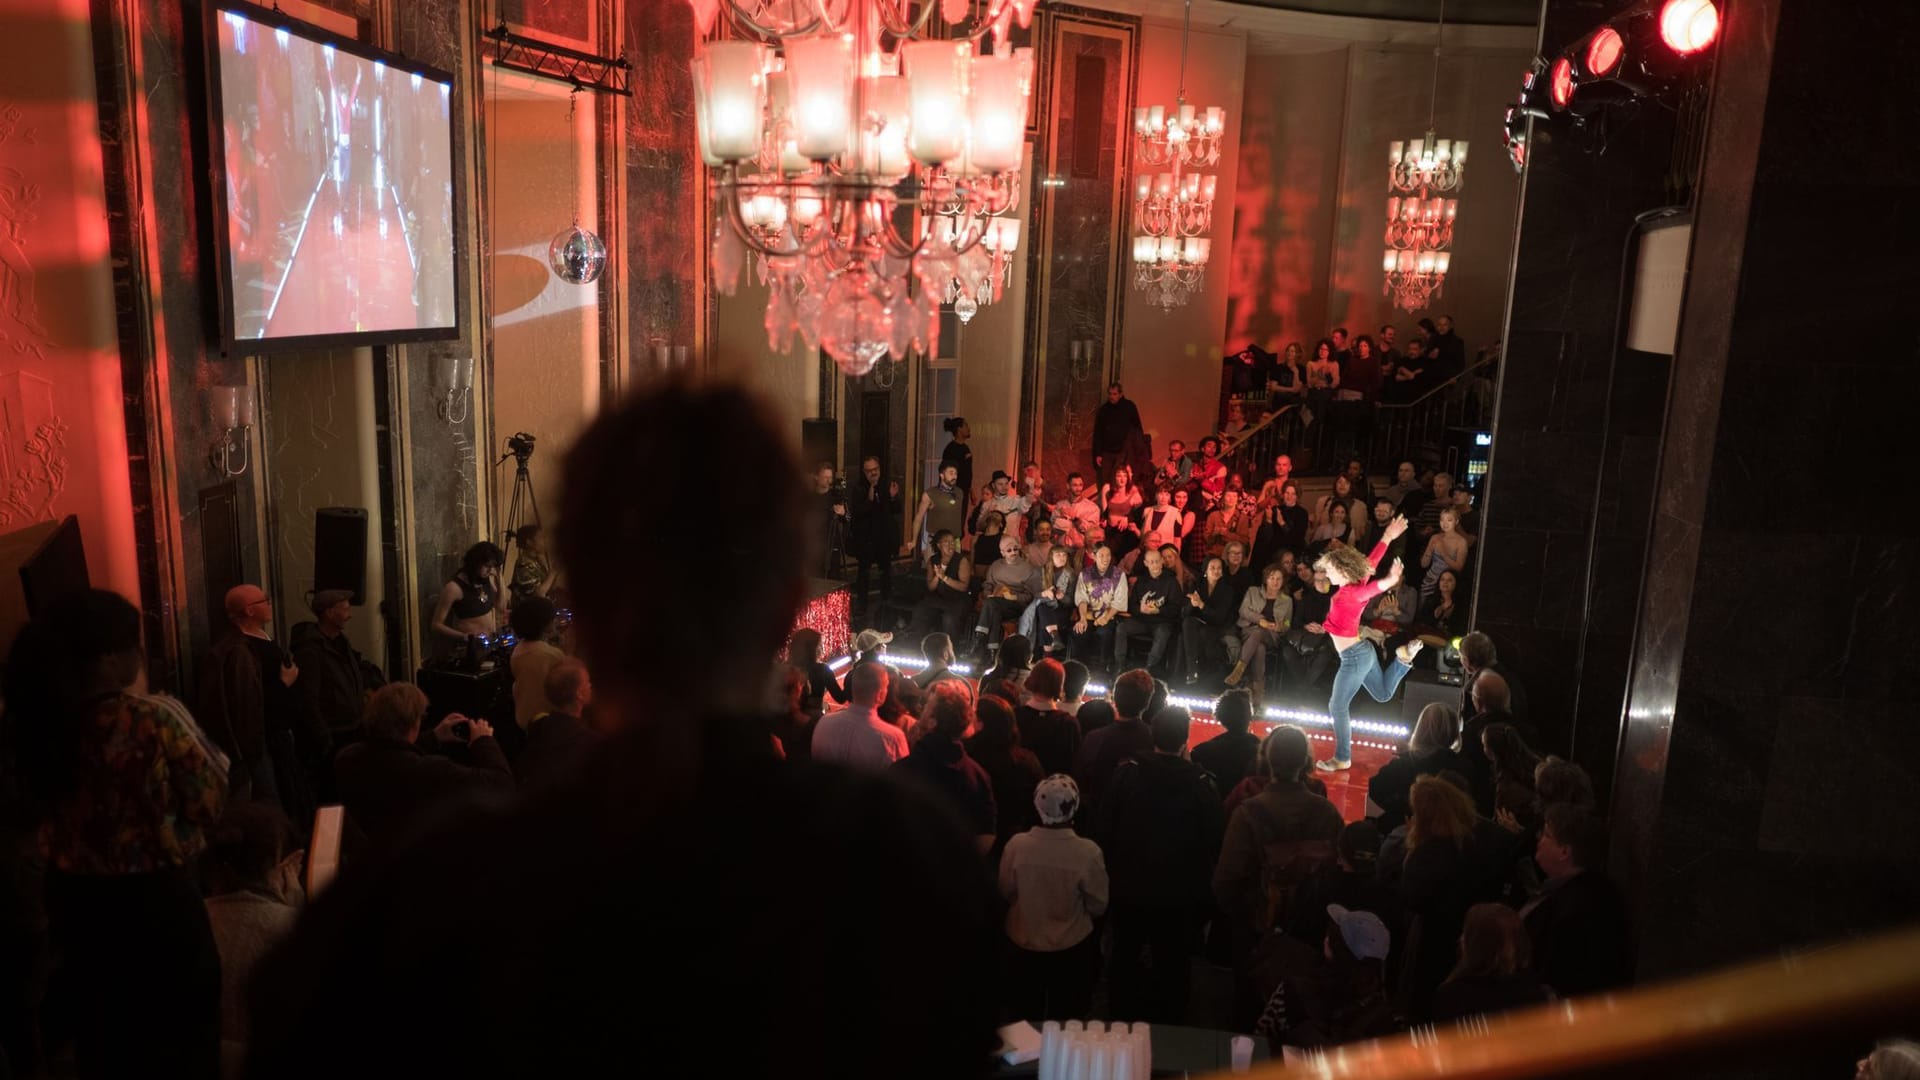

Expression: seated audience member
xmin=204 ymin=802 xmax=303 ymax=1074
xmin=1253 ymin=905 xmax=1398 ymax=1053
xmin=1367 ymin=703 xmax=1465 ymax=831
xmin=1021 ymin=545 xmax=1079 ymax=657
xmin=1205 ymin=490 xmax=1255 ymax=561
xmin=509 ymin=596 xmax=565 ymax=729
xmin=1074 ymin=669 xmax=1156 ymax=811
xmin=1398 ymin=776 xmax=1498 ymax=1021
xmin=1015 ymin=659 xmax=1082 ymax=780
xmin=893 ymin=682 xmax=997 ymax=855
xmin=1024 ymin=518 xmax=1059 ymax=569
xmin=1381 ymin=461 xmax=1422 ymax=509
xmin=1000 ymin=776 xmax=1110 ymax=1022
xmin=1102 ymin=505 xmax=1143 ymax=569
xmin=1226 ymin=564 xmax=1293 ymax=701
xmin=334 ymin=683 xmax=513 ymax=845
xmin=1281 ymin=565 xmax=1337 ymax=693
xmin=1431 ymin=903 xmax=1553 ymax=1023
xmin=973 ymin=536 xmax=1043 ymax=659
xmin=1309 ymin=502 xmax=1355 ymax=548
xmin=787 ymin=628 xmax=846 ymax=714
xmin=290 ymin=588 xmax=384 ymax=748
xmin=2 ymin=589 xmax=227 ymax=1077
xmin=1071 ymin=544 xmax=1129 ymax=671
xmin=982 ymin=634 xmax=1036 ymax=691
xmin=1181 ymin=556 xmax=1241 ymax=684
xmin=1415 ymin=569 xmax=1468 ymax=646
xmin=1141 ymin=486 xmax=1188 ymax=553
xmin=1858 ymin=1041 xmax=1920 ymax=1080
xmin=911 ymin=530 xmax=974 ymax=642
xmin=972 ymin=511 xmax=1009 ymax=582
xmin=1115 ymin=546 xmax=1182 ymax=677
xmin=814 ymin=662 xmax=910 ymax=768
xmin=1252 ymin=484 xmax=1310 ymax=570
xmin=967 ymin=694 xmax=1043 ymax=859
xmin=1094 ymin=706 xmax=1226 ymax=1024
xmin=1419 ymin=508 xmax=1470 ymax=599
xmin=1221 ymin=539 xmax=1258 ymax=599
xmin=1523 ymin=805 xmax=1632 ymax=998
xmin=1413 ymin=473 xmax=1457 ymax=539
xmin=246 ymin=380 xmax=1003 ymax=1080
xmin=516 ymin=659 xmax=600 ymax=788
xmin=768 ymin=665 xmax=811 ymax=761
xmin=1213 ymin=725 xmax=1343 ymax=956
xmin=1061 ymin=659 xmax=1092 ymax=718
xmin=913 ymin=632 xmax=958 ymax=690
xmin=1176 ymin=489 xmax=1207 ymax=565
xmin=1191 ymin=689 xmax=1260 ymax=795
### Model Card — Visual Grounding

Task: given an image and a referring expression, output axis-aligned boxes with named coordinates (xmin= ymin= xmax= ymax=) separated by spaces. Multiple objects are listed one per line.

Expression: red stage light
xmin=1659 ymin=0 xmax=1719 ymax=55
xmin=1549 ymin=56 xmax=1576 ymax=109
xmin=1586 ymin=26 xmax=1625 ymax=76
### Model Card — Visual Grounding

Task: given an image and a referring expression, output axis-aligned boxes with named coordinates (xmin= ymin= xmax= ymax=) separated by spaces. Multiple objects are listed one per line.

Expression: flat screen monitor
xmin=210 ymin=3 xmax=460 ymax=349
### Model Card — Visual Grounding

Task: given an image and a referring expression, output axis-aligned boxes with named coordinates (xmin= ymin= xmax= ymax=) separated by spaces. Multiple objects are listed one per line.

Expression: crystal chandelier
xmin=689 ymin=0 xmax=1038 ymax=375
xmin=1383 ymin=0 xmax=1467 ymax=314
xmin=1129 ymin=0 xmax=1222 ymax=313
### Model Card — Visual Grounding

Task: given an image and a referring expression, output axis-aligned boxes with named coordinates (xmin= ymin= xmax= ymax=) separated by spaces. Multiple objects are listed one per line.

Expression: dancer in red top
xmin=1312 ymin=515 xmax=1422 ymax=770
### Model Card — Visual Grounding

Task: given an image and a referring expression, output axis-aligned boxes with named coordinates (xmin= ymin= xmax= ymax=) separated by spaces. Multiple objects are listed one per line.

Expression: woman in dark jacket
xmin=786 ymin=628 xmax=846 ymax=716
xmin=1431 ymin=902 xmax=1553 ymax=1022
xmin=1180 ymin=557 xmax=1241 ymax=684
xmin=965 ymin=694 xmax=1043 ymax=862
xmin=1252 ymin=481 xmax=1311 ymax=571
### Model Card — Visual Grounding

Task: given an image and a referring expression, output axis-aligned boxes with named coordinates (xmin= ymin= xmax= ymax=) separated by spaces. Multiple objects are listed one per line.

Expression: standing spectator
xmin=508 ymin=523 xmax=559 ymax=605
xmin=1522 ymin=806 xmax=1633 ymax=998
xmin=198 ymin=584 xmax=319 ymax=827
xmin=1252 ymin=905 xmax=1398 ymax=1052
xmin=972 ymin=535 xmax=1043 ymax=660
xmin=814 ymin=663 xmax=909 ymax=768
xmin=516 ymin=659 xmax=601 ymax=789
xmin=1387 ymin=337 xmax=1431 ymax=403
xmin=1141 ymin=486 xmax=1189 ymax=553
xmin=1431 ymin=903 xmax=1553 ymax=1023
xmin=981 ymin=635 xmax=1036 ymax=692
xmin=1093 ymin=382 xmax=1145 ymax=487
xmin=1378 ymin=323 xmax=1399 ymax=358
xmin=1094 ymin=705 xmax=1226 ymax=1023
xmin=977 ymin=470 xmax=1031 ymax=540
xmin=848 ymin=456 xmax=900 ymax=618
xmin=913 ymin=632 xmax=959 ymax=690
xmin=334 ymin=684 xmax=513 ymax=846
xmin=1000 ymin=775 xmax=1109 ymax=1022
xmin=1192 ymin=689 xmax=1260 ymax=795
xmin=940 ymin=417 xmax=975 ymax=515
xmin=1074 ymin=668 xmax=1156 ymax=811
xmin=908 ymin=463 xmax=968 ymax=557
xmin=1176 ymin=489 xmax=1207 ymax=565
xmin=1212 ymin=725 xmax=1343 ymax=953
xmin=1181 ymin=557 xmax=1241 ymax=685
xmin=204 ymin=802 xmax=302 ymax=1074
xmin=968 ymin=694 xmax=1044 ymax=859
xmin=289 ymin=588 xmax=383 ymax=750
xmin=1070 ymin=544 xmax=1129 ymax=671
xmin=1115 ymin=546 xmax=1182 ymax=677
xmin=508 ymin=595 xmax=565 ymax=729
xmin=1429 ymin=314 xmax=1467 ymax=378
xmin=1398 ymin=776 xmax=1492 ymax=1020
xmin=246 ymin=380 xmax=1003 ymax=1079
xmin=1052 ymin=473 xmax=1103 ymax=552
xmin=1016 ymin=660 xmax=1084 ymax=779
xmin=3 ymin=589 xmax=227 ymax=1078
xmin=787 ymin=628 xmax=847 ymax=714
xmin=1061 ymin=660 xmax=1092 ymax=719
xmin=1367 ymin=703 xmax=1465 ymax=831
xmin=813 ymin=463 xmax=850 ymax=579
xmin=1257 ymin=454 xmax=1296 ymax=508
xmin=1481 ymin=722 xmax=1542 ymax=825
xmin=1336 ymin=336 xmax=1384 ymax=461
xmin=1306 ymin=339 xmax=1340 ymax=437
xmin=1268 ymin=344 xmax=1307 ymax=415
xmin=1101 ymin=464 xmax=1147 ymax=524
xmin=894 ymin=682 xmax=997 ymax=855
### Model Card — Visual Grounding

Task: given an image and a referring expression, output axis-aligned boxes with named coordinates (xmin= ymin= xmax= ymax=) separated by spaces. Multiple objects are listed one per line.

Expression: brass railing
xmin=1223 ymin=924 xmax=1920 ymax=1079
xmin=1219 ymin=403 xmax=1303 ymax=485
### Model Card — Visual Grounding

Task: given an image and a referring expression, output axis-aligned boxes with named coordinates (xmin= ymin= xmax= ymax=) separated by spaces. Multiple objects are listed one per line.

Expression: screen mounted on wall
xmin=212 ymin=4 xmax=460 ymax=348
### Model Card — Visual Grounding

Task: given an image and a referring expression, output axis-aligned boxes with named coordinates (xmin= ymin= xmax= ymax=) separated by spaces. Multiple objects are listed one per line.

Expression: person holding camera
xmin=332 ymin=682 xmax=513 ymax=851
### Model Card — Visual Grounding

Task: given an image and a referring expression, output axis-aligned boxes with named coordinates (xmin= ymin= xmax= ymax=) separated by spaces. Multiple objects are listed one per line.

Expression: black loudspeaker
xmin=313 ymin=507 xmax=369 ymax=605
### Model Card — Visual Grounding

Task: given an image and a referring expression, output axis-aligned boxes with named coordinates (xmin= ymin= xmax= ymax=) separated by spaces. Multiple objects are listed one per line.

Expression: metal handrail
xmin=1223 ymin=923 xmax=1920 ymax=1079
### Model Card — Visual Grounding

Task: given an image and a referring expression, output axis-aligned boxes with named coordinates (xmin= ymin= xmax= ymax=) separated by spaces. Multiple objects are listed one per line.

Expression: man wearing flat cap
xmin=291 ymin=588 xmax=387 ymax=760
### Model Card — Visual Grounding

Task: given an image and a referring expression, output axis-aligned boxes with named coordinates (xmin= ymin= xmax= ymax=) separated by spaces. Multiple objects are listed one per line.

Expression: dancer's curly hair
xmin=1314 ymin=543 xmax=1375 ymax=583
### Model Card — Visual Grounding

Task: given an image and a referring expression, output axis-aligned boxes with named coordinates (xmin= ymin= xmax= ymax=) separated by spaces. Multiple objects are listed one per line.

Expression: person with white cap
xmin=999 ymin=775 xmax=1109 ymax=1022
xmin=1252 ymin=903 xmax=1398 ymax=1051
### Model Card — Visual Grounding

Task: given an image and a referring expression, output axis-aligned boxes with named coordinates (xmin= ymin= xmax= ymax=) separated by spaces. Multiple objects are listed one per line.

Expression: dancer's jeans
xmin=1328 ymin=640 xmax=1410 ymax=762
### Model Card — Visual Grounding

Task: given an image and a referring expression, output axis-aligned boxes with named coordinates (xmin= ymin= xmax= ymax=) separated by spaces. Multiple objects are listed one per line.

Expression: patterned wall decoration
xmin=1021 ymin=6 xmax=1137 ymax=487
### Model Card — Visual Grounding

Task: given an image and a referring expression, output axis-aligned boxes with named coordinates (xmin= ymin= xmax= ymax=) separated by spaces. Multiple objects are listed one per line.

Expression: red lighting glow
xmin=1549 ymin=56 xmax=1576 ymax=109
xmin=1659 ymin=0 xmax=1719 ymax=55
xmin=1586 ymin=27 xmax=1625 ymax=76
xmin=787 ymin=584 xmax=853 ymax=663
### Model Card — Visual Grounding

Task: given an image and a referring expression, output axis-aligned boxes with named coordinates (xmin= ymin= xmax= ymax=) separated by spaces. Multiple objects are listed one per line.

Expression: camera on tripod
xmin=507 ymin=432 xmax=537 ymax=463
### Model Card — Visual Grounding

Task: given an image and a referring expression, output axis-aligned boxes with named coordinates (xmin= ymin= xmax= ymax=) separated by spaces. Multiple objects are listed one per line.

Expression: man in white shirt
xmin=1052 ymin=472 xmax=1102 ymax=552
xmin=977 ymin=470 xmax=1032 ymax=540
xmin=812 ymin=662 xmax=909 ymax=767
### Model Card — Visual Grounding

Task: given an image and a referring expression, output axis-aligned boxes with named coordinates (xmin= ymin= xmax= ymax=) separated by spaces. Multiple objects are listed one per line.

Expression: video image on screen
xmin=217 ymin=9 xmax=457 ymax=342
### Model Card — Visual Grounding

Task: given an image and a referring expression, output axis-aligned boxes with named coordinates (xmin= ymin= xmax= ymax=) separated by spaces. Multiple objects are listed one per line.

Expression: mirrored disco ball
xmin=549 ymin=224 xmax=607 ymax=285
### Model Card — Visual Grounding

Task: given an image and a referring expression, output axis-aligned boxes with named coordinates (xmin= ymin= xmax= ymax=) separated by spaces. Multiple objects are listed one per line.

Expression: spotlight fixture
xmin=1585 ymin=26 xmax=1625 ymax=77
xmin=1659 ymin=0 xmax=1719 ymax=55
xmin=1548 ymin=55 xmax=1576 ymax=110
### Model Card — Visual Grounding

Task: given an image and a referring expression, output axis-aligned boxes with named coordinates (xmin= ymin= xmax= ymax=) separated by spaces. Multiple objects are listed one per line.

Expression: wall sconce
xmin=436 ymin=355 xmax=473 ymax=423
xmin=208 ymin=385 xmax=254 ymax=478
xmin=651 ymin=345 xmax=691 ymax=372
xmin=1068 ymin=339 xmax=1099 ymax=382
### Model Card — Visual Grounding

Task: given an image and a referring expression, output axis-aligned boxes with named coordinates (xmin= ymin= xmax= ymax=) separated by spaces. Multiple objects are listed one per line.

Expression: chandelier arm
xmin=874 ymin=0 xmax=939 ymax=40
xmin=721 ymin=0 xmax=826 ymax=42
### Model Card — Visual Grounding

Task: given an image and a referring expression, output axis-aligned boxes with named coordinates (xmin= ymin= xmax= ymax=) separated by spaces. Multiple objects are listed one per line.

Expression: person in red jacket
xmin=1312 ymin=515 xmax=1422 ymax=771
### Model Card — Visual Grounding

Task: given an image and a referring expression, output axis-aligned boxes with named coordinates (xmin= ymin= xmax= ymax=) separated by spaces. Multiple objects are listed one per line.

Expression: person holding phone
xmin=333 ymin=683 xmax=513 ymax=851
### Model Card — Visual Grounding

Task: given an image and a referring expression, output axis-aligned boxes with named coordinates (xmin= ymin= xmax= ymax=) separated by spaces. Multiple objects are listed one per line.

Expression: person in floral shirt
xmin=4 ymin=588 xmax=229 ymax=1075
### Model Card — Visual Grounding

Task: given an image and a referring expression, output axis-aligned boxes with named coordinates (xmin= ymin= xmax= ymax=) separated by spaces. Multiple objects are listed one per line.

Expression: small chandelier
xmin=1383 ymin=0 xmax=1467 ymax=313
xmin=689 ymin=0 xmax=1038 ymax=375
xmin=1129 ymin=0 xmax=1223 ymax=313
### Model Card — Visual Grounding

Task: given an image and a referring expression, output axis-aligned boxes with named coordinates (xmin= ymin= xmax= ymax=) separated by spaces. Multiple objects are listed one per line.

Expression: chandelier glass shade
xmin=690 ymin=0 xmax=1038 ymax=374
xmin=1128 ymin=0 xmax=1223 ymax=314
